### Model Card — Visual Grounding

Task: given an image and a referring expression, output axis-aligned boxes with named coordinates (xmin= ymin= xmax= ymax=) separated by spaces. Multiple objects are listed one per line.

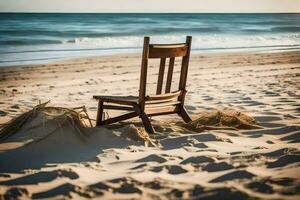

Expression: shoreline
xmin=1 ymin=47 xmax=300 ymax=69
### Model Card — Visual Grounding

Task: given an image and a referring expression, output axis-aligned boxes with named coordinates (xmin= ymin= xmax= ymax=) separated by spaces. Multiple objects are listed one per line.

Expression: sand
xmin=0 ymin=51 xmax=300 ymax=199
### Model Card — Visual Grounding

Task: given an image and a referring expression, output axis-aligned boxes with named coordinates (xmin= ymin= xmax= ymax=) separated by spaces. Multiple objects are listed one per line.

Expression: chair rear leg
xmin=140 ymin=112 xmax=155 ymax=134
xmin=179 ymin=106 xmax=192 ymax=123
xmin=96 ymin=100 xmax=104 ymax=126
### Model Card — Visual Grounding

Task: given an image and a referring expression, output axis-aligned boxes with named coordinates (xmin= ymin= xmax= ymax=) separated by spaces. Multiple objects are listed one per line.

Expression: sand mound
xmin=0 ymin=102 xmax=155 ymax=146
xmin=0 ymin=101 xmax=92 ymax=143
xmin=0 ymin=103 xmax=154 ymax=172
xmin=186 ymin=108 xmax=261 ymax=131
xmin=117 ymin=124 xmax=157 ymax=147
xmin=1 ymin=104 xmax=260 ymax=151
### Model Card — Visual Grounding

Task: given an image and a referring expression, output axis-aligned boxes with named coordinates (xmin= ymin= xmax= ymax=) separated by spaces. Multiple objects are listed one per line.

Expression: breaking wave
xmin=63 ymin=34 xmax=300 ymax=50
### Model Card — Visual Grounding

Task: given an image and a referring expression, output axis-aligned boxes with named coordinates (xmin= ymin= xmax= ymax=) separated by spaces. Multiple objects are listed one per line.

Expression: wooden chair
xmin=93 ymin=36 xmax=192 ymax=133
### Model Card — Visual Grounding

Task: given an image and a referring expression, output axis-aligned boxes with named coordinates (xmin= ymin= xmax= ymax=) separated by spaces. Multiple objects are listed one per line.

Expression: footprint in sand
xmin=189 ymin=185 xmax=250 ymax=199
xmin=266 ymin=154 xmax=300 ymax=168
xmin=135 ymin=154 xmax=167 ymax=163
xmin=210 ymin=170 xmax=256 ymax=183
xmin=113 ymin=183 xmax=142 ymax=194
xmin=268 ymin=177 xmax=295 ymax=186
xmin=144 ymin=179 xmax=164 ymax=190
xmin=10 ymin=104 xmax=19 ymax=109
xmin=104 ymin=177 xmax=143 ymax=194
xmin=2 ymin=187 xmax=29 ymax=200
xmin=0 ymin=110 xmax=7 ymax=116
xmin=32 ymin=183 xmax=93 ymax=199
xmin=193 ymin=134 xmax=232 ymax=143
xmin=193 ymin=143 xmax=208 ymax=148
xmin=130 ymin=163 xmax=148 ymax=170
xmin=167 ymin=188 xmax=185 ymax=199
xmin=244 ymin=125 xmax=300 ymax=135
xmin=181 ymin=156 xmax=214 ymax=165
xmin=202 ymin=162 xmax=234 ymax=172
xmin=150 ymin=165 xmax=188 ymax=175
xmin=263 ymin=147 xmax=298 ymax=157
xmin=246 ymin=181 xmax=274 ymax=194
xmin=281 ymin=132 xmax=300 ymax=143
xmin=0 ymin=169 xmax=79 ymax=186
xmin=88 ymin=182 xmax=110 ymax=192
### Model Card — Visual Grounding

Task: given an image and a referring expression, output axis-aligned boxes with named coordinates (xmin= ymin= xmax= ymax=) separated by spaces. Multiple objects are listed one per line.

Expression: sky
xmin=0 ymin=0 xmax=300 ymax=13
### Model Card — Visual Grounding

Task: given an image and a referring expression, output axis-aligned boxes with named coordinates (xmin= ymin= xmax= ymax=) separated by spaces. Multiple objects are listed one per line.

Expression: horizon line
xmin=1 ymin=11 xmax=300 ymax=14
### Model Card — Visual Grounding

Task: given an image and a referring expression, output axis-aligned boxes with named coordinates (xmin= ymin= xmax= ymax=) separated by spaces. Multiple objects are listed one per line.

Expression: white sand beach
xmin=0 ymin=51 xmax=300 ymax=199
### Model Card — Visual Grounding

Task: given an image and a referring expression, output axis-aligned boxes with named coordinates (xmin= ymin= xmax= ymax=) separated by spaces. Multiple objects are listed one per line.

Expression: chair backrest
xmin=139 ymin=36 xmax=192 ymax=109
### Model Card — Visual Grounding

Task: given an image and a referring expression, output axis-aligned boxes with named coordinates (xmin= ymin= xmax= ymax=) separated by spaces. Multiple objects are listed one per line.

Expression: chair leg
xmin=179 ymin=106 xmax=192 ymax=123
xmin=102 ymin=111 xmax=139 ymax=125
xmin=96 ymin=100 xmax=104 ymax=126
xmin=140 ymin=112 xmax=155 ymax=134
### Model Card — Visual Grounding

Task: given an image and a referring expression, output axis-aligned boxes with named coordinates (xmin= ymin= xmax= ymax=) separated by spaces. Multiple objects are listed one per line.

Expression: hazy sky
xmin=0 ymin=0 xmax=300 ymax=13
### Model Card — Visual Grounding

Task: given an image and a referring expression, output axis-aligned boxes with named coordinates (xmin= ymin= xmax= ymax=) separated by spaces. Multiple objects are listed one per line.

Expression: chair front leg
xmin=140 ymin=112 xmax=155 ymax=134
xmin=96 ymin=100 xmax=104 ymax=126
xmin=179 ymin=106 xmax=192 ymax=123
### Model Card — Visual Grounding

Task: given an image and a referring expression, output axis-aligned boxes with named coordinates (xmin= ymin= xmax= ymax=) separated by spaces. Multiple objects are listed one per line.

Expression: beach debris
xmin=120 ymin=124 xmax=157 ymax=147
xmin=0 ymin=101 xmax=93 ymax=142
xmin=185 ymin=108 xmax=262 ymax=131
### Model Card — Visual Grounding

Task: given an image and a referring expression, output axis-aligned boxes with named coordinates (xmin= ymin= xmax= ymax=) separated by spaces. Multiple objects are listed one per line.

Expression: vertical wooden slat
xmin=96 ymin=100 xmax=104 ymax=126
xmin=156 ymin=58 xmax=166 ymax=94
xmin=139 ymin=37 xmax=150 ymax=111
xmin=179 ymin=36 xmax=192 ymax=93
xmin=165 ymin=57 xmax=175 ymax=93
xmin=178 ymin=36 xmax=192 ymax=124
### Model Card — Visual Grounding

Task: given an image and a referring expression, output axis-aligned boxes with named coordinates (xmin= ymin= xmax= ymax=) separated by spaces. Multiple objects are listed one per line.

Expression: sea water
xmin=0 ymin=13 xmax=299 ymax=66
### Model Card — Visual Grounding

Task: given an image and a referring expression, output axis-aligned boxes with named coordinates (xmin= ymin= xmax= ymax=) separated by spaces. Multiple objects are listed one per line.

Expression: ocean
xmin=0 ymin=13 xmax=299 ymax=66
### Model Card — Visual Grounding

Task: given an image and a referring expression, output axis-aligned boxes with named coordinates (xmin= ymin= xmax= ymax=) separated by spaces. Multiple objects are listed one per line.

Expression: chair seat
xmin=93 ymin=95 xmax=139 ymax=106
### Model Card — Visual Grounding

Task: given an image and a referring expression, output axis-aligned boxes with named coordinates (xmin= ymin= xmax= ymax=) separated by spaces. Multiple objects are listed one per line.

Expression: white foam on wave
xmin=2 ymin=34 xmax=299 ymax=67
xmin=63 ymin=34 xmax=300 ymax=50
